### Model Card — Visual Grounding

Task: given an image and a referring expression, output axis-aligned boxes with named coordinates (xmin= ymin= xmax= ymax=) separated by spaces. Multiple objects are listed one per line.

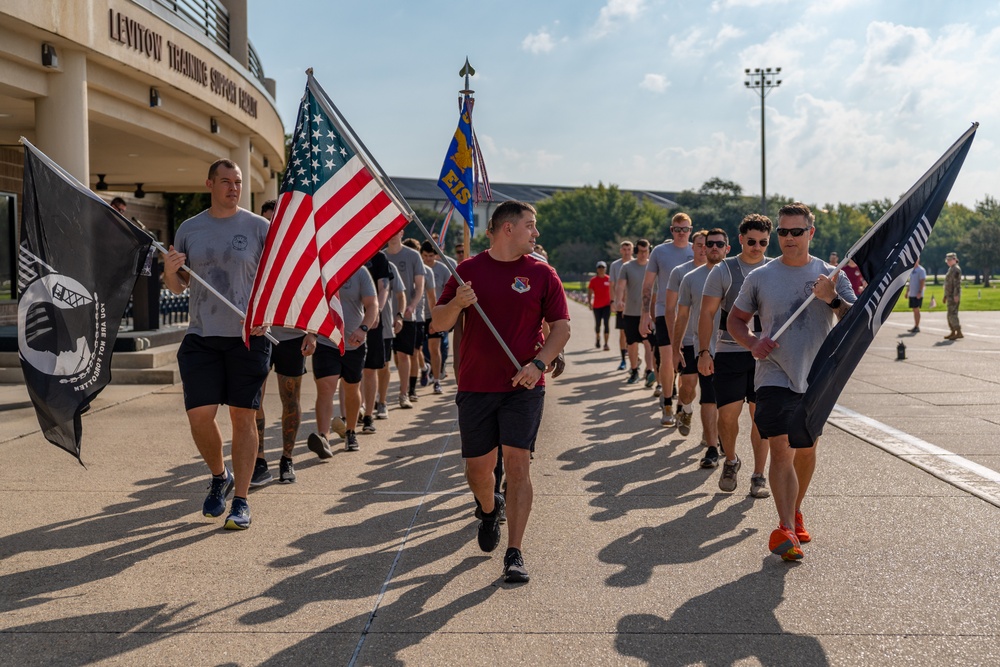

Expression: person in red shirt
xmin=588 ymin=261 xmax=612 ymax=350
xmin=433 ymin=200 xmax=571 ymax=584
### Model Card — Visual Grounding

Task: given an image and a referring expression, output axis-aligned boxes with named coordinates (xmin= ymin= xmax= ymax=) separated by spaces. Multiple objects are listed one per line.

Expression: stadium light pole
xmin=744 ymin=67 xmax=782 ymax=216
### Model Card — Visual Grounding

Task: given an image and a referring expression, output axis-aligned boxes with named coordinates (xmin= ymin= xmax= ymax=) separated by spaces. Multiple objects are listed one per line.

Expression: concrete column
xmin=263 ymin=170 xmax=278 ymax=202
xmin=232 ymin=134 xmax=251 ymax=210
xmin=35 ymin=48 xmax=89 ymax=185
xmin=220 ymin=0 xmax=248 ymax=68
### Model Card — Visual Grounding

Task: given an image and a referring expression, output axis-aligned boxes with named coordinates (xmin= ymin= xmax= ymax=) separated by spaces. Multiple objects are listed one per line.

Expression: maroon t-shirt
xmin=437 ymin=252 xmax=570 ymax=392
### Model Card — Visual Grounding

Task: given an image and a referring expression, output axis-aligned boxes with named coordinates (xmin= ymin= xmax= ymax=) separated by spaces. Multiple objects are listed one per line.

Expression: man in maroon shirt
xmin=433 ymin=200 xmax=571 ymax=584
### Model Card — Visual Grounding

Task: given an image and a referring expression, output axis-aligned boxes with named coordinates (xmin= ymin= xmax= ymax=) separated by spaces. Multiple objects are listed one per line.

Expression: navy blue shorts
xmin=177 ymin=334 xmax=270 ymax=411
xmin=712 ymin=351 xmax=757 ymax=408
xmin=754 ymin=385 xmax=806 ymax=442
xmin=313 ymin=344 xmax=366 ymax=384
xmin=456 ymin=387 xmax=545 ymax=459
xmin=270 ymin=335 xmax=306 ymax=377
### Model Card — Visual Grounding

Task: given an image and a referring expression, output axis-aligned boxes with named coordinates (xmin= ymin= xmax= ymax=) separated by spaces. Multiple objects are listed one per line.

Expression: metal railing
xmin=248 ymin=41 xmax=265 ymax=83
xmin=150 ymin=0 xmax=230 ymax=52
xmin=123 ymin=289 xmax=190 ymax=328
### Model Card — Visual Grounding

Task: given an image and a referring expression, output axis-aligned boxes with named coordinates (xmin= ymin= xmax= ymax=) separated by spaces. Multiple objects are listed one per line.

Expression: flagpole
xmin=305 ymin=69 xmax=523 ymax=372
xmin=150 ymin=240 xmax=279 ymax=345
xmin=770 ymin=122 xmax=979 ymax=342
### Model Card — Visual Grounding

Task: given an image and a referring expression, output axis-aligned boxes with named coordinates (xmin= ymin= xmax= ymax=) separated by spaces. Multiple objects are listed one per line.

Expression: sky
xmin=247 ymin=0 xmax=1000 ymax=208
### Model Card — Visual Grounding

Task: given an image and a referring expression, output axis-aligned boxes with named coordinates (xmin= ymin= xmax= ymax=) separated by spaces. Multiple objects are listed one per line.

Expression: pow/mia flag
xmin=18 ymin=138 xmax=152 ymax=462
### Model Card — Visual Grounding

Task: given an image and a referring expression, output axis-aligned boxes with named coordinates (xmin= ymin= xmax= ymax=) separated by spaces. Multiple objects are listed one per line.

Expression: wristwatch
xmin=828 ymin=297 xmax=842 ymax=309
xmin=359 ymin=324 xmax=369 ymax=332
xmin=531 ymin=359 xmax=546 ymax=372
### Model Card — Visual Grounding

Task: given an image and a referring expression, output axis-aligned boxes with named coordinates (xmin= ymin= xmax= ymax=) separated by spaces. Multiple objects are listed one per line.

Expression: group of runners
xmin=589 ymin=204 xmax=857 ymax=561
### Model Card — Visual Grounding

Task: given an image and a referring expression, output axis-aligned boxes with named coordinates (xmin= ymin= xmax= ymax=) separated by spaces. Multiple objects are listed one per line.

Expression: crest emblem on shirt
xmin=232 ymin=234 xmax=248 ymax=251
xmin=512 ymin=276 xmax=530 ymax=293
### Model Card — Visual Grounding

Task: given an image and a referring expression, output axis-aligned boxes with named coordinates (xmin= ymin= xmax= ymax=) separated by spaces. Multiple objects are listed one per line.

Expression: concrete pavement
xmin=2 ymin=302 xmax=1000 ymax=665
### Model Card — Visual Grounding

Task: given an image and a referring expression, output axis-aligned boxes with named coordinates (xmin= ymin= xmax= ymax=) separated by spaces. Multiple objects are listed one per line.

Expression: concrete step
xmin=0 ymin=365 xmax=179 ymax=385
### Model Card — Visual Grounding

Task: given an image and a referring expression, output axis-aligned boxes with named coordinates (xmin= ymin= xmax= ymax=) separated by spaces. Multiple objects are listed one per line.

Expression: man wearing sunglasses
xmin=641 ymin=213 xmax=695 ymax=426
xmin=727 ymin=203 xmax=855 ymax=561
xmin=698 ymin=214 xmax=773 ymax=498
xmin=609 ymin=241 xmax=634 ymax=370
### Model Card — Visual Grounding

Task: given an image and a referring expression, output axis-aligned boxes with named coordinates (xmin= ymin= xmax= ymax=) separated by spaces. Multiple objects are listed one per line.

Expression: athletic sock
xmin=621 ymin=350 xmax=627 ymax=362
xmin=682 ymin=403 xmax=693 ymax=414
xmin=409 ymin=377 xmax=417 ymax=393
xmin=213 ymin=470 xmax=228 ymax=480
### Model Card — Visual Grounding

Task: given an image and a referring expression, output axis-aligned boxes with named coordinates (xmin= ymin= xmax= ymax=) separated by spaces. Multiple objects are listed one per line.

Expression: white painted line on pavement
xmin=828 ymin=404 xmax=1000 ymax=509
xmin=373 ymin=490 xmax=466 ymax=495
xmin=883 ymin=319 xmax=1000 ymax=339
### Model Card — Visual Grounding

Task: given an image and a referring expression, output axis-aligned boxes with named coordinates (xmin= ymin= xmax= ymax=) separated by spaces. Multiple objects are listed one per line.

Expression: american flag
xmin=245 ymin=75 xmax=410 ymax=346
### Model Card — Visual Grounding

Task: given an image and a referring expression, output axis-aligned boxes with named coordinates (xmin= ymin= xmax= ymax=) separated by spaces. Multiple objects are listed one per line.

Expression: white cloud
xmin=711 ymin=0 xmax=793 ymax=10
xmin=522 ymin=30 xmax=556 ymax=54
xmin=593 ymin=0 xmax=646 ymax=37
xmin=640 ymin=73 xmax=669 ymax=93
xmin=670 ymin=24 xmax=745 ymax=58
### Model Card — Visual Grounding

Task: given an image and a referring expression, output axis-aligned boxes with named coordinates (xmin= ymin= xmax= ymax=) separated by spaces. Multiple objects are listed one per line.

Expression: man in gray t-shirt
xmin=615 ymin=240 xmax=654 ymax=385
xmin=421 ymin=240 xmax=454 ymax=393
xmin=609 ymin=241 xmax=634 ymax=371
xmin=662 ymin=232 xmax=707 ymax=430
xmin=164 ymin=159 xmax=270 ymax=530
xmin=727 ymin=202 xmax=856 ymax=562
xmin=641 ymin=214 xmax=695 ymax=425
xmin=907 ymin=259 xmax=927 ymax=333
xmin=698 ymin=214 xmax=773 ymax=498
xmin=385 ymin=229 xmax=425 ymax=409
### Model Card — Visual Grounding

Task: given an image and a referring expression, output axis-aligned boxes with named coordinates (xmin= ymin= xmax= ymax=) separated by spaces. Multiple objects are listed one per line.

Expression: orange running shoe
xmin=769 ymin=525 xmax=804 ymax=561
xmin=795 ymin=509 xmax=812 ymax=543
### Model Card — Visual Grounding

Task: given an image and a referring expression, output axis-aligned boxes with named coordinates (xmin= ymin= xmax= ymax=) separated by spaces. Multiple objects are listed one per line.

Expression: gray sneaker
xmin=249 ymin=458 xmax=273 ymax=487
xmin=398 ymin=394 xmax=413 ymax=409
xmin=678 ymin=409 xmax=693 ymax=436
xmin=331 ymin=416 xmax=347 ymax=438
xmin=375 ymin=402 xmax=389 ymax=420
xmin=749 ymin=473 xmax=770 ymax=498
xmin=345 ymin=430 xmax=360 ymax=451
xmin=719 ymin=456 xmax=741 ymax=492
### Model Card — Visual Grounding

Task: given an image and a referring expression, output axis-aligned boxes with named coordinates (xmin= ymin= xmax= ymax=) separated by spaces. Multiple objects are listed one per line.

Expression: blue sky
xmin=247 ymin=0 xmax=1000 ymax=208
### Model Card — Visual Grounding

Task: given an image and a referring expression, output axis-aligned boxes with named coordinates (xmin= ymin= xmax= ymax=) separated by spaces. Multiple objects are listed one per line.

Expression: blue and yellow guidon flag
xmin=438 ymin=98 xmax=475 ymax=235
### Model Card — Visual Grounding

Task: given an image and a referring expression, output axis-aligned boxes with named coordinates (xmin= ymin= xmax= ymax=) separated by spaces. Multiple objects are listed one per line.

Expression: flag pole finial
xmin=305 ymin=67 xmax=314 ymax=76
xmin=459 ymin=57 xmax=475 ymax=97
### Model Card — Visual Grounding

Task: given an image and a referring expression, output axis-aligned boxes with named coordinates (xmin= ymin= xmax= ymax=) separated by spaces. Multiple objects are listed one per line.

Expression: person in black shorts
xmin=360 ymin=250 xmax=392 ymax=433
xmin=609 ymin=241 xmax=633 ymax=370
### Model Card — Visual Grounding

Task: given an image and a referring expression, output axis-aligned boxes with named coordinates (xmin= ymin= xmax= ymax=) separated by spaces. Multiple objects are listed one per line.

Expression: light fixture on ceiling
xmin=41 ymin=43 xmax=58 ymax=68
xmin=262 ymin=156 xmax=269 ymax=168
xmin=149 ymin=87 xmax=162 ymax=108
xmin=134 ymin=183 xmax=146 ymax=199
xmin=210 ymin=117 xmax=219 ymax=134
xmin=95 ymin=174 xmax=108 ymax=191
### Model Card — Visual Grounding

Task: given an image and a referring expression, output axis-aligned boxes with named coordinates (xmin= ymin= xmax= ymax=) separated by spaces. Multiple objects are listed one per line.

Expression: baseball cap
xmin=596 ymin=261 xmax=607 ymax=268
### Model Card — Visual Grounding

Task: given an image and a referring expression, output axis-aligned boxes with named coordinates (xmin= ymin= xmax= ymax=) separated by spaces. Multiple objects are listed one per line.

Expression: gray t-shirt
xmin=269 ymin=326 xmax=305 ymax=343
xmin=382 ymin=263 xmax=405 ymax=340
xmin=431 ymin=259 xmax=455 ymax=302
xmin=385 ymin=246 xmax=424 ymax=322
xmin=666 ymin=259 xmax=697 ymax=294
xmin=703 ymin=256 xmax=771 ymax=354
xmin=318 ymin=267 xmax=376 ymax=351
xmin=733 ymin=256 xmax=857 ymax=393
xmin=609 ymin=258 xmax=625 ymax=288
xmin=677 ymin=264 xmax=712 ymax=349
xmin=174 ymin=208 xmax=269 ymax=338
xmin=419 ymin=264 xmax=436 ymax=322
xmin=619 ymin=259 xmax=648 ymax=316
xmin=647 ymin=241 xmax=694 ymax=317
xmin=907 ymin=265 xmax=927 ymax=297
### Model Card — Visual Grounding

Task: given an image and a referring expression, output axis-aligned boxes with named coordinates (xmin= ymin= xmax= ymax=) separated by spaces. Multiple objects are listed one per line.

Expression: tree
xmin=924 ymin=202 xmax=976 ymax=283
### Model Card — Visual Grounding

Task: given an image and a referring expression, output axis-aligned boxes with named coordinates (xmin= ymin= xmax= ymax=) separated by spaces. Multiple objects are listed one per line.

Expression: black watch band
xmin=531 ymin=359 xmax=546 ymax=372
xmin=359 ymin=324 xmax=369 ymax=332
xmin=828 ymin=297 xmax=842 ymax=309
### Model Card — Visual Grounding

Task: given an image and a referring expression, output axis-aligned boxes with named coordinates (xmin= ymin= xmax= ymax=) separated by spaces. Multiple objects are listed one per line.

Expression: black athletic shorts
xmin=682 ymin=345 xmax=716 ymax=404
xmin=393 ymin=320 xmax=417 ymax=355
xmin=313 ymin=344 xmax=366 ymax=384
xmin=456 ymin=387 xmax=545 ymax=458
xmin=364 ymin=326 xmax=386 ymax=370
xmin=909 ymin=296 xmax=923 ymax=309
xmin=654 ymin=315 xmax=671 ymax=347
xmin=177 ymin=334 xmax=271 ymax=411
xmin=593 ymin=305 xmax=611 ymax=332
xmin=622 ymin=315 xmax=644 ymax=345
xmin=383 ymin=338 xmax=394 ymax=363
xmin=270 ymin=335 xmax=306 ymax=377
xmin=615 ymin=310 xmax=625 ymax=330
xmin=414 ymin=321 xmax=427 ymax=350
xmin=754 ymin=385 xmax=812 ymax=445
xmin=713 ymin=350 xmax=757 ymax=408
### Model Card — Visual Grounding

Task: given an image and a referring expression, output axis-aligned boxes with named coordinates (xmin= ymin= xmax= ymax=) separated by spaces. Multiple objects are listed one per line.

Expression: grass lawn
xmin=891 ymin=280 xmax=1000 ymax=312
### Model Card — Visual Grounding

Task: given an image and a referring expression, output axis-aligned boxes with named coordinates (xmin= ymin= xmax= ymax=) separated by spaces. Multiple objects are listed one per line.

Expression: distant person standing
xmin=944 ymin=252 xmax=963 ymax=340
xmin=907 ymin=258 xmax=927 ymax=333
xmin=588 ymin=261 xmax=612 ymax=350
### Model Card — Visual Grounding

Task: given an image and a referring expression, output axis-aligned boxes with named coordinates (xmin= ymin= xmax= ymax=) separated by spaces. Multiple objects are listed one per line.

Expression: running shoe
xmin=249 ymin=458 xmax=272 ymax=487
xmin=595 ymin=338 xmax=601 ymax=348
xmin=795 ymin=509 xmax=812 ymax=543
xmin=433 ymin=381 xmax=443 ymax=395
xmin=909 ymin=326 xmax=920 ymax=333
xmin=203 ymin=467 xmax=234 ymax=517
xmin=331 ymin=416 xmax=347 ymax=438
xmin=307 ymin=432 xmax=334 ymax=459
xmin=346 ymin=430 xmax=360 ymax=452
xmin=408 ymin=390 xmax=419 ymax=403
xmin=474 ymin=495 xmax=507 ymax=524
xmin=660 ymin=403 xmax=676 ymax=427
xmin=644 ymin=370 xmax=656 ymax=388
xmin=718 ymin=456 xmax=741 ymax=492
xmin=503 ymin=548 xmax=530 ymax=583
xmin=603 ymin=344 xmax=610 ymax=351
xmin=653 ymin=383 xmax=662 ymax=397
xmin=749 ymin=473 xmax=770 ymax=498
xmin=420 ymin=363 xmax=430 ymax=387
xmin=626 ymin=368 xmax=640 ymax=384
xmin=617 ymin=359 xmax=627 ymax=371
xmin=678 ymin=409 xmax=693 ymax=436
xmin=361 ymin=415 xmax=376 ymax=434
xmin=224 ymin=497 xmax=251 ymax=530
xmin=278 ymin=456 xmax=296 ymax=484
xmin=769 ymin=525 xmax=803 ymax=561
xmin=398 ymin=394 xmax=413 ymax=409
xmin=699 ymin=445 xmax=720 ymax=469
xmin=477 ymin=493 xmax=505 ymax=552
xmin=375 ymin=402 xmax=389 ymax=419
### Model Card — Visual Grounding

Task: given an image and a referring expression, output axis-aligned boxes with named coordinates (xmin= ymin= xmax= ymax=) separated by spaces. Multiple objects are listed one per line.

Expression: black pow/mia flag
xmin=18 ymin=139 xmax=153 ymax=462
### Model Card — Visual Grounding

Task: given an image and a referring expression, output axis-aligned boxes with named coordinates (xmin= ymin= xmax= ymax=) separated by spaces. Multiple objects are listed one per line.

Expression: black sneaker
xmin=307 ymin=433 xmax=334 ymax=459
xmin=224 ymin=497 xmax=251 ymax=530
xmin=700 ymin=445 xmax=720 ymax=469
xmin=420 ymin=363 xmax=430 ymax=387
xmin=249 ymin=458 xmax=272 ymax=487
xmin=279 ymin=456 xmax=296 ymax=484
xmin=203 ymin=467 xmax=234 ymax=517
xmin=346 ymin=430 xmax=360 ymax=452
xmin=626 ymin=368 xmax=640 ymax=384
xmin=503 ymin=547 xmax=530 ymax=583
xmin=361 ymin=415 xmax=376 ymax=434
xmin=477 ymin=493 xmax=505 ymax=552
xmin=474 ymin=495 xmax=507 ymax=524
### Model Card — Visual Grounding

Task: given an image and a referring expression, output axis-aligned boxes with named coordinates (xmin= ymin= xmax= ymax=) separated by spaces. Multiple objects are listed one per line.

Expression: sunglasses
xmin=670 ymin=226 xmax=692 ymax=233
xmin=704 ymin=240 xmax=727 ymax=248
xmin=745 ymin=238 xmax=768 ymax=247
xmin=776 ymin=227 xmax=812 ymax=237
